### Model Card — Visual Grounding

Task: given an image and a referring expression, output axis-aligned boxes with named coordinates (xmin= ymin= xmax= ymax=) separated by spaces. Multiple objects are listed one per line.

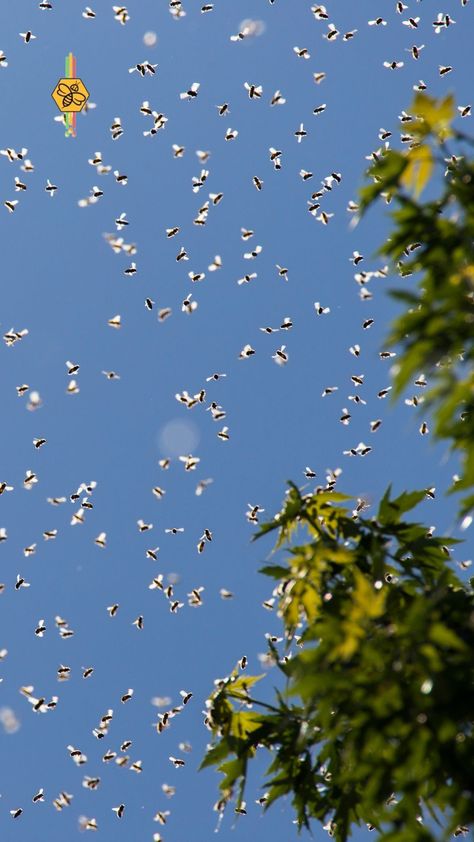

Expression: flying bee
xmin=56 ymin=81 xmax=87 ymax=109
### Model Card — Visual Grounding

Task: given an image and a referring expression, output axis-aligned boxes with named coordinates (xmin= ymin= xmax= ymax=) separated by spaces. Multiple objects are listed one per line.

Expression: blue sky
xmin=0 ymin=1 xmax=473 ymax=840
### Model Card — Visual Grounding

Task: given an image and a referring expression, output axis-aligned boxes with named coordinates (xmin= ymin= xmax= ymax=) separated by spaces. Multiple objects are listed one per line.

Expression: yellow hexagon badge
xmin=52 ymin=77 xmax=89 ymax=113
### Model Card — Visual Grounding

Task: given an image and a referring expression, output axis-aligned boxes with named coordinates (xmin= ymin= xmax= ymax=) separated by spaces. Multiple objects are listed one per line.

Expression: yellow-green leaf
xmin=227 ymin=673 xmax=266 ymax=701
xmin=321 ymin=545 xmax=354 ymax=564
xmin=410 ymin=92 xmax=455 ymax=140
xmin=230 ymin=711 xmax=263 ymax=738
xmin=300 ymin=586 xmax=321 ymax=623
xmin=401 ymin=144 xmax=433 ymax=197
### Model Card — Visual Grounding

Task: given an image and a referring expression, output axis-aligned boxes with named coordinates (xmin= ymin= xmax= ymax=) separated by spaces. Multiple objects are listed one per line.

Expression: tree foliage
xmin=360 ymin=93 xmax=474 ymax=516
xmin=202 ymin=94 xmax=474 ymax=840
xmin=202 ymin=485 xmax=474 ymax=840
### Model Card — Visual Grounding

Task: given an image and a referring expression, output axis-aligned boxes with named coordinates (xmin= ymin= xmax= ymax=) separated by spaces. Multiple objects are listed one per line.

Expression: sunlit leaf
xmin=410 ymin=92 xmax=455 ymax=140
xmin=401 ymin=144 xmax=433 ymax=197
xmin=230 ymin=711 xmax=264 ymax=738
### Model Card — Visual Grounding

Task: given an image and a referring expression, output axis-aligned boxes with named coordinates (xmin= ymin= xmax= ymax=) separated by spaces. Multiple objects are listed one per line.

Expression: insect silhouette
xmin=56 ymin=81 xmax=86 ymax=109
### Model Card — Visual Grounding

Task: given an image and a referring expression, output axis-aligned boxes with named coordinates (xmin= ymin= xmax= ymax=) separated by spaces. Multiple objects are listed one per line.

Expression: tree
xmin=201 ymin=95 xmax=474 ymax=841
xmin=202 ymin=485 xmax=474 ymax=840
xmin=359 ymin=92 xmax=474 ymax=518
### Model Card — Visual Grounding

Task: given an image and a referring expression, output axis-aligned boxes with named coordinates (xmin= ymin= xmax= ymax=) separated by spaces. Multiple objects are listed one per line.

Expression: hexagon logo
xmin=52 ymin=77 xmax=89 ymax=113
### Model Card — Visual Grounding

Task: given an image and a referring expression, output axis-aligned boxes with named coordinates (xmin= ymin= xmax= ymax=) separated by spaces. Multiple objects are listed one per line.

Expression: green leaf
xmin=429 ymin=622 xmax=467 ymax=651
xmin=378 ymin=489 xmax=427 ymax=525
xmin=359 ymin=150 xmax=408 ymax=213
xmin=200 ymin=738 xmax=234 ymax=770
xmin=259 ymin=564 xmax=290 ymax=579
xmin=218 ymin=757 xmax=247 ymax=792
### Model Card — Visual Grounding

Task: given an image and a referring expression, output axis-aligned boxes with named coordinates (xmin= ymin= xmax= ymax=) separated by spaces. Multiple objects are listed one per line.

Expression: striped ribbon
xmin=64 ymin=52 xmax=77 ymax=138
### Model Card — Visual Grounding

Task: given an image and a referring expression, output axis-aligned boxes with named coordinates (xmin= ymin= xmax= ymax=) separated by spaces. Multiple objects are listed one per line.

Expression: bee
xmin=56 ymin=81 xmax=86 ymax=109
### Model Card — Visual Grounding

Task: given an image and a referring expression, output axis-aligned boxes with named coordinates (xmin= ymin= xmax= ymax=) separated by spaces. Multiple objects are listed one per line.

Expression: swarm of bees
xmin=0 ymin=0 xmax=470 ymax=838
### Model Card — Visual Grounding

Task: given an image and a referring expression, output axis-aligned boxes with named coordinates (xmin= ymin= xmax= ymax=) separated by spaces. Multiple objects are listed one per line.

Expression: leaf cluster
xmin=202 ymin=485 xmax=474 ymax=841
xmin=360 ymin=93 xmax=474 ymax=515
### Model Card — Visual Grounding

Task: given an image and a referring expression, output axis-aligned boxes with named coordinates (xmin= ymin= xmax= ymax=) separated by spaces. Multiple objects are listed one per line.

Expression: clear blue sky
xmin=0 ymin=1 xmax=472 ymax=839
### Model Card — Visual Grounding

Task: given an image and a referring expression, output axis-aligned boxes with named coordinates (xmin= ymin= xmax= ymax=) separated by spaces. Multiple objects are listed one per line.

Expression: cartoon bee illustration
xmin=56 ymin=81 xmax=87 ymax=109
